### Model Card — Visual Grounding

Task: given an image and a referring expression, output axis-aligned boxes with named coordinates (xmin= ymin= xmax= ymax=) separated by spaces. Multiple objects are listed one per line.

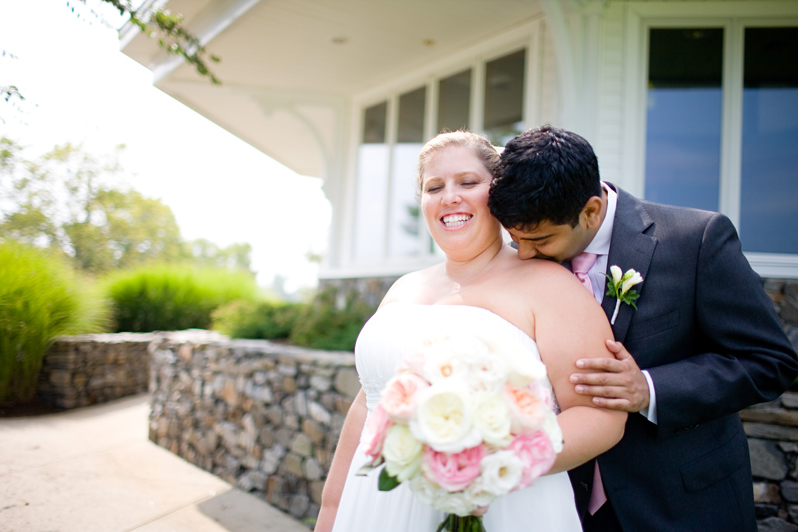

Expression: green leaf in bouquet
xmin=378 ymin=467 xmax=400 ymax=491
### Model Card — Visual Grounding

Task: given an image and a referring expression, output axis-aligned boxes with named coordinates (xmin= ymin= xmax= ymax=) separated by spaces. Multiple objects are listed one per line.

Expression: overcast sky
xmin=0 ymin=0 xmax=332 ymax=293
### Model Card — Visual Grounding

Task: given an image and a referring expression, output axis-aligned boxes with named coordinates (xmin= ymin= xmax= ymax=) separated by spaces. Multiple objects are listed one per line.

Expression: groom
xmin=488 ymin=124 xmax=798 ymax=531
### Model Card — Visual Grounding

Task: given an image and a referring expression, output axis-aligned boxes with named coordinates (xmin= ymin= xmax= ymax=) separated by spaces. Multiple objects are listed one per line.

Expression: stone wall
xmin=743 ymin=392 xmax=798 ymax=532
xmin=38 ymin=333 xmax=155 ymax=409
xmin=148 ymin=335 xmax=360 ymax=524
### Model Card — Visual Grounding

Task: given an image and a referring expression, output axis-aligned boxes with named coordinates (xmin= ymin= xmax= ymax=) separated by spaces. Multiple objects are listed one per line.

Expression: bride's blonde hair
xmin=416 ymin=131 xmax=500 ymax=195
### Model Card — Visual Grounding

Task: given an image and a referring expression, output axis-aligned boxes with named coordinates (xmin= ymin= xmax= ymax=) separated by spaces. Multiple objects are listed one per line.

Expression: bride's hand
xmin=471 ymin=505 xmax=489 ymax=516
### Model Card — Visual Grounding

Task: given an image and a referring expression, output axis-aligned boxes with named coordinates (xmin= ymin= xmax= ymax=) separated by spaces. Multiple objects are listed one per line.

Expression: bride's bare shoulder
xmin=502 ymin=253 xmax=582 ymax=295
xmin=380 ymin=263 xmax=445 ymax=307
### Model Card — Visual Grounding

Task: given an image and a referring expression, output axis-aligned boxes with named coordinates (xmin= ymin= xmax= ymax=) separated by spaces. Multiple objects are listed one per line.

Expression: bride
xmin=316 ymin=131 xmax=626 ymax=531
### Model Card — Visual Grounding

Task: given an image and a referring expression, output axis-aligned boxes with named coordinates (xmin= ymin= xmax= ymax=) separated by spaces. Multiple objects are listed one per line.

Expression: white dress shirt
xmin=583 ymin=184 xmax=658 ymax=424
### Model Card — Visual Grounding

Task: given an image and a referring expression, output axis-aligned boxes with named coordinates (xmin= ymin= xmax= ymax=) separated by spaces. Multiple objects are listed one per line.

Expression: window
xmin=641 ymin=21 xmax=798 ymax=261
xmin=484 ymin=50 xmax=526 ymax=146
xmin=645 ymin=29 xmax=723 ymax=212
xmin=350 ymin=48 xmax=527 ymax=267
xmin=739 ymin=27 xmax=798 ymax=254
xmin=438 ymin=70 xmax=471 ymax=134
xmin=353 ymin=102 xmax=389 ymax=260
xmin=390 ymin=87 xmax=426 ymax=258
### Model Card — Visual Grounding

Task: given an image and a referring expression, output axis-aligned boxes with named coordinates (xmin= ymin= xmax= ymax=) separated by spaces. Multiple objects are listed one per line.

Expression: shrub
xmin=103 ymin=264 xmax=258 ymax=332
xmin=211 ymin=299 xmax=299 ymax=340
xmin=0 ymin=242 xmax=108 ymax=405
xmin=289 ymin=288 xmax=376 ymax=351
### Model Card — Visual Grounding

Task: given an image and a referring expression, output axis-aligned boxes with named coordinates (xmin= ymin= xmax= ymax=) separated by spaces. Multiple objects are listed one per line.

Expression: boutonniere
xmin=605 ymin=266 xmax=643 ymax=325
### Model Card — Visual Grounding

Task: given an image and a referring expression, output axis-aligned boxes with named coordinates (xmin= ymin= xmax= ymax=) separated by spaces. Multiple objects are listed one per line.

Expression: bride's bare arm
xmin=528 ymin=265 xmax=627 ymax=474
xmin=316 ymin=388 xmax=367 ymax=532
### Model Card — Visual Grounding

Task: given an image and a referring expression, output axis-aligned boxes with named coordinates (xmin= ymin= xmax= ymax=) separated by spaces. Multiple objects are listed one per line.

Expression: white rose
xmin=436 ymin=491 xmax=478 ymax=517
xmin=499 ymin=343 xmax=547 ymax=388
xmin=621 ymin=270 xmax=643 ymax=294
xmin=410 ymin=378 xmax=482 ymax=453
xmin=478 ymin=450 xmax=524 ymax=496
xmin=409 ymin=474 xmax=445 ymax=506
xmin=465 ymin=350 xmax=508 ymax=393
xmin=471 ymin=391 xmax=512 ymax=447
xmin=421 ymin=338 xmax=472 ymax=384
xmin=610 ymin=265 xmax=623 ymax=284
xmin=542 ymin=410 xmax=563 ymax=453
xmin=383 ymin=424 xmax=424 ymax=482
xmin=464 ymin=475 xmax=498 ymax=507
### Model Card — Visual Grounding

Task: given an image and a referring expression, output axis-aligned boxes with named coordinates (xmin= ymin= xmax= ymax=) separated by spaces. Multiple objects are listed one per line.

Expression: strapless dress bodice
xmin=354 ymin=302 xmax=547 ymax=411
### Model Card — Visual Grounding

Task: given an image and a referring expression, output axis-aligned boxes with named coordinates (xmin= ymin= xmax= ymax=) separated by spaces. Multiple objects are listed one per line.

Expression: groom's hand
xmin=570 ymin=340 xmax=650 ymax=412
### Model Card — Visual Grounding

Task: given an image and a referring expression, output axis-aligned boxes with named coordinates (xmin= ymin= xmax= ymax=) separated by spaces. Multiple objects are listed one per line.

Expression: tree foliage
xmin=0 ymin=139 xmax=184 ymax=273
xmin=71 ymin=0 xmax=221 ymax=84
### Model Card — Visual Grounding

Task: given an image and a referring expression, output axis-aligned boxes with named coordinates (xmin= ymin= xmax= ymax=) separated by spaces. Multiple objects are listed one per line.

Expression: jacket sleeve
xmin=647 ymin=213 xmax=798 ymax=435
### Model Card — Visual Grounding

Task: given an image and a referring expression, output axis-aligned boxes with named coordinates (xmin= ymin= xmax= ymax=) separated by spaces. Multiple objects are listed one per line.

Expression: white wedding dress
xmin=332 ymin=303 xmax=581 ymax=532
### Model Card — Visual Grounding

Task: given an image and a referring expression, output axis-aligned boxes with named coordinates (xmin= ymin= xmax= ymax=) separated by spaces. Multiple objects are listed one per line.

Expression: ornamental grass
xmin=0 ymin=242 xmax=108 ymax=405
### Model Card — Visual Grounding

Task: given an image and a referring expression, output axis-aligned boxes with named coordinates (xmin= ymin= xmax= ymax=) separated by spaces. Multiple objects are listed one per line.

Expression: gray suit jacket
xmin=569 ymin=186 xmax=798 ymax=530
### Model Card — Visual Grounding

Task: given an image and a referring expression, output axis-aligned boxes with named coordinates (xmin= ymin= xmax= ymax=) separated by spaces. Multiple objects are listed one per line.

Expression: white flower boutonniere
xmin=605 ymin=266 xmax=643 ymax=325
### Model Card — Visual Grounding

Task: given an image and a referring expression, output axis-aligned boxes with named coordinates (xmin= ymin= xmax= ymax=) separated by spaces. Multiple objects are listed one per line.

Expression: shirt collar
xmin=583 ymin=182 xmax=616 ymax=256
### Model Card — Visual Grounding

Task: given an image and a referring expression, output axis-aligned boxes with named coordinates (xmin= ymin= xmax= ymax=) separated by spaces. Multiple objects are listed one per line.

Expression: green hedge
xmin=211 ymin=299 xmax=299 ymax=340
xmin=103 ymin=264 xmax=258 ymax=332
xmin=289 ymin=289 xmax=375 ymax=351
xmin=0 ymin=242 xmax=108 ymax=404
xmin=211 ymin=288 xmax=376 ymax=352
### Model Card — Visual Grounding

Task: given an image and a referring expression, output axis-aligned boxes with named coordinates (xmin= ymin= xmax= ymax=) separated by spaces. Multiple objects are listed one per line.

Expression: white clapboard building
xmin=121 ymin=0 xmax=798 ymax=291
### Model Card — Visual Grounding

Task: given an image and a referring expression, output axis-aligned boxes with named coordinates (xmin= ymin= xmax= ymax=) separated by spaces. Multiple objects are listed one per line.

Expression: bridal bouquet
xmin=358 ymin=332 xmax=562 ymax=532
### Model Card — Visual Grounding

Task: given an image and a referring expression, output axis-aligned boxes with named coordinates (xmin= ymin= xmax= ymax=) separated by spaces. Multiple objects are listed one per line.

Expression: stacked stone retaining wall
xmin=38 ymin=333 xmax=155 ymax=409
xmin=148 ymin=335 xmax=359 ymax=524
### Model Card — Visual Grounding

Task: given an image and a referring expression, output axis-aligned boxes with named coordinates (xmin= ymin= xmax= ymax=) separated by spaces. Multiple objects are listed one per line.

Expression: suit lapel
xmin=601 ymin=186 xmax=657 ymax=343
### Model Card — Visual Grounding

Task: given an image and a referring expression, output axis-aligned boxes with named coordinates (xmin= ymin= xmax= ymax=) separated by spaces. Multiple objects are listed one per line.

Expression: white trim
xmin=319 ymin=259 xmax=442 ymax=281
xmin=720 ymin=20 xmax=743 ymax=227
xmin=747 ymin=254 xmax=798 ymax=279
xmin=525 ymin=19 xmax=544 ymax=128
xmin=470 ymin=61 xmax=486 ymax=133
xmin=540 ymin=0 xmax=578 ymax=128
xmin=621 ymin=4 xmax=645 ymax=196
xmin=625 ymin=2 xmax=798 ymax=19
xmin=383 ymin=96 xmax=398 ymax=259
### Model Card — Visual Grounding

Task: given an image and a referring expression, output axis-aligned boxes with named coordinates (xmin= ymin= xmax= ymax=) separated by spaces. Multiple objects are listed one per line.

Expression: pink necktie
xmin=570 ymin=252 xmax=608 ymax=515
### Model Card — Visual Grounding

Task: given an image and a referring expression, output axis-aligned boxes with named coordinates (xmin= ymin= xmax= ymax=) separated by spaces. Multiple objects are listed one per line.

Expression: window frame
xmin=340 ymin=27 xmax=540 ymax=276
xmin=623 ymin=2 xmax=798 ymax=277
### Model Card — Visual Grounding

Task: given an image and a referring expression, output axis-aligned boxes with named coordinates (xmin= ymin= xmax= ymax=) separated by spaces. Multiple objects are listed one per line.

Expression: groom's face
xmin=506 ymin=221 xmax=591 ymax=263
xmin=505 ymin=194 xmax=605 ymax=263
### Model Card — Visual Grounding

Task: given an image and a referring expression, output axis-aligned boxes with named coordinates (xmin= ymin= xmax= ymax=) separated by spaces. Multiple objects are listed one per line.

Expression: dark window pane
xmin=740 ymin=27 xmax=798 ymax=253
xmin=397 ymin=87 xmax=426 ymax=143
xmin=363 ymin=101 xmax=387 ymax=144
xmin=437 ymin=69 xmax=471 ymax=134
xmin=644 ymin=28 xmax=723 ymax=212
xmin=484 ymin=49 xmax=525 ymax=146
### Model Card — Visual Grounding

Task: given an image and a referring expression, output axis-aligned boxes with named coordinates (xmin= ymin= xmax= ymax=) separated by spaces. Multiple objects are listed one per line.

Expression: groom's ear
xmin=580 ymin=196 xmax=604 ymax=230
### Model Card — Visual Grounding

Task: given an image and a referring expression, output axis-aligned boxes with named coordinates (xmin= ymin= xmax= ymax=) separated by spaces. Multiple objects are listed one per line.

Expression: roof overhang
xmin=121 ymin=0 xmax=550 ymax=178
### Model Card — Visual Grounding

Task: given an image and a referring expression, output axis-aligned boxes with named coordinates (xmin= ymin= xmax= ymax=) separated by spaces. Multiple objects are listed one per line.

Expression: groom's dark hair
xmin=489 ymin=124 xmax=601 ymax=229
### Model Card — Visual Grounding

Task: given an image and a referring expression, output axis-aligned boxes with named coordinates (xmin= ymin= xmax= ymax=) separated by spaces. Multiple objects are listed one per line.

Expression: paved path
xmin=0 ymin=394 xmax=309 ymax=532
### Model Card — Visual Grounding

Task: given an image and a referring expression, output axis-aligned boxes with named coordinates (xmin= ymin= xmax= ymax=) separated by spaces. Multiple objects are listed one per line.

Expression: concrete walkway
xmin=0 ymin=394 xmax=309 ymax=532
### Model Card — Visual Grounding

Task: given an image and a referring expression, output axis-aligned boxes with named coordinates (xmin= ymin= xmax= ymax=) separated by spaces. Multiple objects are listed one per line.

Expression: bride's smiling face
xmin=420 ymin=146 xmax=501 ymax=257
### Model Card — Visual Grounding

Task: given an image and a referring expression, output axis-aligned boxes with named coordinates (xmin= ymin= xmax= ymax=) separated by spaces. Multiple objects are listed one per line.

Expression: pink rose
xmin=362 ymin=404 xmax=392 ymax=463
xmin=381 ymin=372 xmax=430 ymax=423
xmin=422 ymin=445 xmax=486 ymax=492
xmin=508 ymin=431 xmax=555 ymax=489
xmin=504 ymin=384 xmax=548 ymax=435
